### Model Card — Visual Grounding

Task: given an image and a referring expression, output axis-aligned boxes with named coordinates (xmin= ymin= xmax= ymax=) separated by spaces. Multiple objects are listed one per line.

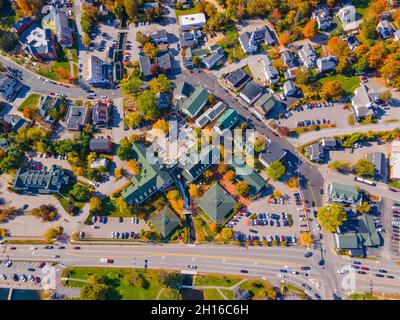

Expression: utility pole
xmin=370 ymin=279 xmax=373 ymax=296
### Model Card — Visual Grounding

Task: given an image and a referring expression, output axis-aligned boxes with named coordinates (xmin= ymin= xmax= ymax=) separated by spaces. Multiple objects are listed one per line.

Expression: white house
xmin=351 ymin=85 xmax=375 ymax=119
xmin=179 ymin=13 xmax=206 ymax=31
xmin=337 ymin=5 xmax=356 ymax=25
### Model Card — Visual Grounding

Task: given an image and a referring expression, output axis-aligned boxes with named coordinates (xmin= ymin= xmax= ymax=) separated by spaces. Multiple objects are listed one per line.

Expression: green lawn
xmin=175 ymin=7 xmax=200 ymax=19
xmin=354 ymin=0 xmax=371 ymax=17
xmin=62 ymin=267 xmax=180 ymax=300
xmin=18 ymin=93 xmax=41 ymax=111
xmin=38 ymin=61 xmax=71 ymax=82
xmin=203 ymin=288 xmax=225 ymax=300
xmin=238 ymin=279 xmax=274 ymax=300
xmin=318 ymin=74 xmax=360 ymax=96
xmin=194 ymin=274 xmax=242 ymax=287
xmin=220 ymin=289 xmax=235 ymax=300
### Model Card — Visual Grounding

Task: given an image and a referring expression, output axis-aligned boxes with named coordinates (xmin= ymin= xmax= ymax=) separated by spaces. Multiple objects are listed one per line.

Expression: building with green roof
xmin=334 ymin=214 xmax=381 ymax=257
xmin=253 ymin=94 xmax=280 ymax=118
xmin=181 ymin=145 xmax=220 ymax=183
xmin=150 ymin=206 xmax=181 ymax=238
xmin=214 ymin=108 xmax=239 ymax=134
xmin=327 ymin=182 xmax=362 ymax=206
xmin=233 ymin=161 xmax=265 ymax=196
xmin=180 ymin=87 xmax=209 ymax=118
xmin=121 ymin=142 xmax=173 ymax=205
xmin=13 ymin=165 xmax=69 ymax=194
xmin=185 ymin=47 xmax=208 ymax=60
xmin=197 ymin=183 xmax=238 ymax=224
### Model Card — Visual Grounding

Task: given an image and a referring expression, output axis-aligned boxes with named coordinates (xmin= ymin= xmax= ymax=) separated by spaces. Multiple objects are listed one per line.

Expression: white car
xmin=284 ymin=265 xmax=291 ymax=269
xmin=337 ymin=269 xmax=346 ymax=274
xmin=277 ymin=274 xmax=285 ymax=279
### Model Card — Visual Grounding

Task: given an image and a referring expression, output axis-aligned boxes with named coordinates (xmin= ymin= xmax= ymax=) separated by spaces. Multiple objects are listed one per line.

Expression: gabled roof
xmin=174 ymin=81 xmax=193 ymax=98
xmin=254 ymin=93 xmax=279 ymax=115
xmin=197 ymin=183 xmax=238 ymax=223
xmin=233 ymin=161 xmax=265 ymax=196
xmin=306 ymin=142 xmax=324 ymax=161
xmin=139 ymin=55 xmax=152 ymax=77
xmin=156 ymin=53 xmax=172 ymax=71
xmin=225 ymin=68 xmax=250 ymax=89
xmin=13 ymin=165 xmax=68 ymax=193
xmin=259 ymin=142 xmax=286 ymax=166
xmin=214 ymin=108 xmax=239 ymax=132
xmin=121 ymin=142 xmax=172 ymax=205
xmin=151 ymin=206 xmax=181 ymax=238
xmin=180 ymin=87 xmax=209 ymax=117
xmin=240 ymin=81 xmax=262 ymax=102
xmin=329 ymin=181 xmax=360 ymax=203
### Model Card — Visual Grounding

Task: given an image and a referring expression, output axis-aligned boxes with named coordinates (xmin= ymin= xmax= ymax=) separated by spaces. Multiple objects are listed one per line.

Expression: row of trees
xmin=329 ymin=158 xmax=375 ymax=178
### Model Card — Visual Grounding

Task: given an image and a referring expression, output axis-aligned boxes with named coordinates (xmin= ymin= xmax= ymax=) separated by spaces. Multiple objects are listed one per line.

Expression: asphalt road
xmin=2 ymin=243 xmax=400 ymax=299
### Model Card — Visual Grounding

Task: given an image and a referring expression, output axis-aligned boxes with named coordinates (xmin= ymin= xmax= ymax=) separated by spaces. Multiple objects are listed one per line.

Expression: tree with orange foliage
xmin=326 ymin=36 xmax=350 ymax=72
xmin=367 ymin=45 xmax=384 ymax=69
xmin=321 ymin=80 xmax=343 ymax=101
xmin=54 ymin=66 xmax=69 ymax=80
xmin=354 ymin=44 xmax=369 ymax=59
xmin=271 ymin=8 xmax=281 ymax=22
xmin=371 ymin=0 xmax=387 ymax=14
xmin=22 ymin=108 xmax=31 ymax=119
xmin=393 ymin=8 xmax=400 ymax=29
xmin=278 ymin=32 xmax=290 ymax=46
xmin=302 ymin=19 xmax=318 ymax=38
xmin=16 ymin=0 xmax=44 ymax=16
xmin=224 ymin=170 xmax=236 ymax=182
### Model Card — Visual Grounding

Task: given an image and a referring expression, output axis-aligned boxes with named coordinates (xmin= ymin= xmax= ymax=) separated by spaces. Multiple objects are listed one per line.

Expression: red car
xmin=361 ymin=266 xmax=370 ymax=271
xmin=342 ymin=105 xmax=348 ymax=109
xmin=107 ymin=259 xmax=113 ymax=264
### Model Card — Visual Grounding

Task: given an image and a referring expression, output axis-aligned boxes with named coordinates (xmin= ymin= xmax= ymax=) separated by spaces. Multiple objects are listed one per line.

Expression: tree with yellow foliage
xmin=224 ymin=170 xmax=236 ymax=182
xmin=299 ymin=232 xmax=313 ymax=247
xmin=188 ymin=184 xmax=199 ymax=198
xmin=152 ymin=119 xmax=169 ymax=134
xmin=126 ymin=159 xmax=141 ymax=175
xmin=114 ymin=167 xmax=124 ymax=180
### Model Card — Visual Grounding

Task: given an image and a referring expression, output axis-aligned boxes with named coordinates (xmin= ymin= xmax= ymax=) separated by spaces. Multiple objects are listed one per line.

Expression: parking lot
xmin=231 ymin=183 xmax=308 ymax=245
xmin=375 ymin=198 xmax=400 ymax=260
xmin=79 ymin=216 xmax=147 ymax=240
xmin=125 ymin=5 xmax=182 ymax=75
xmin=0 ymin=260 xmax=49 ymax=288
xmin=325 ymin=141 xmax=389 ymax=169
xmin=273 ymin=102 xmax=351 ymax=130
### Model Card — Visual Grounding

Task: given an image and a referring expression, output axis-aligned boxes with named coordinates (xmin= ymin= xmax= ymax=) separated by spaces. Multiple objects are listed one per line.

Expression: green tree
xmin=123 ymin=111 xmax=142 ymax=128
xmin=80 ymin=282 xmax=109 ymax=300
xmin=149 ymin=74 xmax=171 ymax=93
xmin=143 ymin=42 xmax=158 ymax=58
xmin=89 ymin=197 xmax=102 ymax=214
xmin=356 ymin=201 xmax=372 ymax=214
xmin=117 ymin=137 xmax=132 ymax=160
xmin=0 ymin=30 xmax=18 ymax=52
xmin=69 ymin=184 xmax=91 ymax=202
xmin=135 ymin=90 xmax=158 ymax=120
xmin=328 ymin=161 xmax=351 ymax=173
xmin=120 ymin=77 xmax=142 ymax=96
xmin=115 ymin=196 xmax=131 ymax=216
xmin=353 ymin=159 xmax=375 ymax=177
xmin=266 ymin=161 xmax=286 ymax=180
xmin=317 ymin=203 xmax=347 ymax=233
xmin=235 ymin=181 xmax=250 ymax=197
